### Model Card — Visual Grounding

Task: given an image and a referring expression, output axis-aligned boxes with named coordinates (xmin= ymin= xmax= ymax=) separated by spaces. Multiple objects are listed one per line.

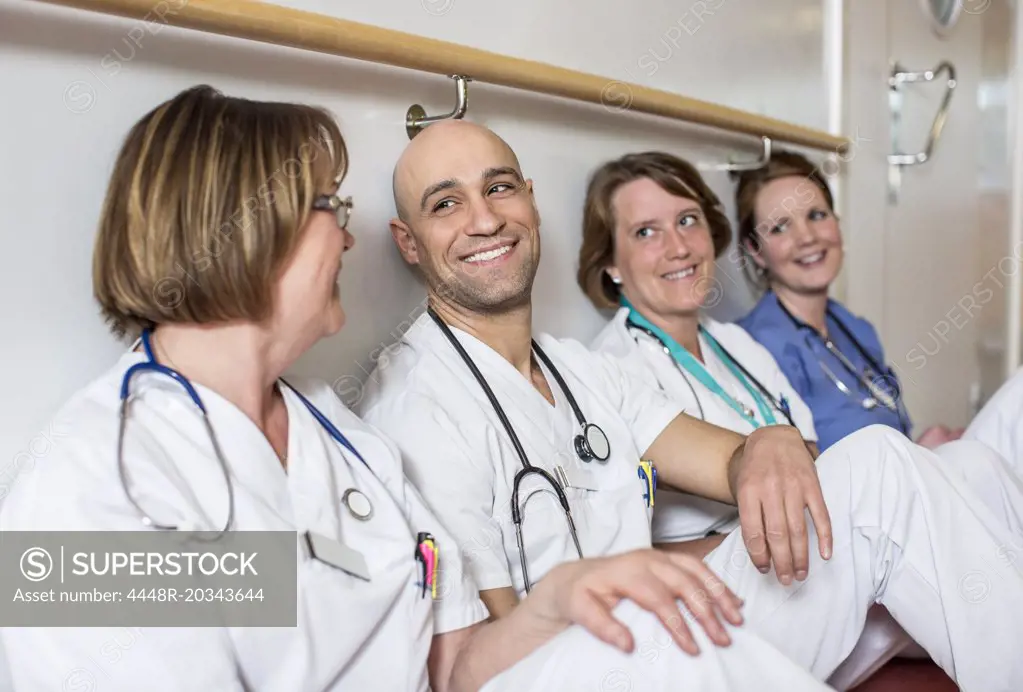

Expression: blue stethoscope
xmin=622 ymin=298 xmax=796 ymax=429
xmin=117 ymin=328 xmax=374 ymax=540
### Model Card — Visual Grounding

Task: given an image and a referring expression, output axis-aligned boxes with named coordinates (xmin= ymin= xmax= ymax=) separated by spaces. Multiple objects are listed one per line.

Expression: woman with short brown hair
xmin=579 ymin=151 xmax=818 ymax=552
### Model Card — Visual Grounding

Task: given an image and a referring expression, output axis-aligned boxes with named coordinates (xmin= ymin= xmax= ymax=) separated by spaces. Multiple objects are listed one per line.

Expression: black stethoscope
xmin=772 ymin=293 xmax=911 ymax=434
xmin=426 ymin=306 xmax=610 ymax=592
xmin=625 ymin=320 xmax=798 ymax=428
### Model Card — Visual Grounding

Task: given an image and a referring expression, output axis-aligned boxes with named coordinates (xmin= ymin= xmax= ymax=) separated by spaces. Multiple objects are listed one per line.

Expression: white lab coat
xmin=964 ymin=365 xmax=1023 ymax=471
xmin=590 ymin=308 xmax=817 ymax=543
xmin=360 ymin=313 xmax=1023 ymax=692
xmin=360 ymin=313 xmax=682 ymax=597
xmin=0 ymin=350 xmax=486 ymax=691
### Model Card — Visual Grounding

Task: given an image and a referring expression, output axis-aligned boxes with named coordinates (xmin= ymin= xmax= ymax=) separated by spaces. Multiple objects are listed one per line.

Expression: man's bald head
xmin=386 ymin=119 xmax=541 ymax=315
xmin=392 ymin=120 xmax=522 ymax=224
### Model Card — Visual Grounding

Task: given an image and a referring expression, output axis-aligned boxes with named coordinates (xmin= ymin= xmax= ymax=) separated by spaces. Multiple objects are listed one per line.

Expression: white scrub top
xmin=590 ymin=308 xmax=817 ymax=543
xmin=359 ymin=313 xmax=684 ymax=598
xmin=0 ymin=350 xmax=486 ymax=692
xmin=964 ymin=365 xmax=1023 ymax=469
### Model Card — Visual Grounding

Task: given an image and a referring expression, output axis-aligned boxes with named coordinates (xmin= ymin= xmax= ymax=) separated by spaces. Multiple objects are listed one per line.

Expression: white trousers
xmin=824 ymin=437 xmax=1023 ymax=689
xmin=483 ymin=599 xmax=833 ymax=691
xmin=701 ymin=425 xmax=1023 ymax=692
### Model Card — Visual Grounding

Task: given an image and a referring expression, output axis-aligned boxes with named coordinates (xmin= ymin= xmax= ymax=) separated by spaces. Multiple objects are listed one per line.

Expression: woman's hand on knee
xmin=526 ymin=549 xmax=744 ymax=657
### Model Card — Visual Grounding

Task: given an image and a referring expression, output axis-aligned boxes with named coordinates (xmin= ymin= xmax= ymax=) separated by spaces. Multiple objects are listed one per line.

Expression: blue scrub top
xmin=737 ymin=291 xmax=912 ymax=451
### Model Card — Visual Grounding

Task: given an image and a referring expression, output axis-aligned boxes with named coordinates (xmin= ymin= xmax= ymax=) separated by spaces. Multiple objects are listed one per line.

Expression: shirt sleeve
xmin=584 ymin=345 xmax=685 ymax=455
xmin=399 ymin=463 xmax=491 ymax=634
xmin=362 ymin=392 xmax=515 ymax=594
xmin=308 ymin=379 xmax=492 ymax=635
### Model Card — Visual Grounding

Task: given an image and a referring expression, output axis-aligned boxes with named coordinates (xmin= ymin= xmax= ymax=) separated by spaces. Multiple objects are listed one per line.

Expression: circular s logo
xmin=600 ymin=81 xmax=633 ymax=113
xmin=958 ymin=570 xmax=991 ymax=604
xmin=63 ymin=81 xmax=96 ymax=114
xmin=21 ymin=547 xmax=53 ymax=582
xmin=694 ymin=275 xmax=723 ymax=308
xmin=153 ymin=277 xmax=185 ymax=309
xmin=422 ymin=0 xmax=454 ymax=16
xmin=601 ymin=669 xmax=632 ymax=692
xmin=63 ymin=668 xmax=96 ymax=692
xmin=961 ymin=0 xmax=992 ymax=15
xmin=332 ymin=374 xmax=364 ymax=407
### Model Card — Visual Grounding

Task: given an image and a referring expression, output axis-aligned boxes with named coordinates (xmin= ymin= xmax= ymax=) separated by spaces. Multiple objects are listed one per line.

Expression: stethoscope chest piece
xmin=575 ymin=423 xmax=611 ymax=463
xmin=342 ymin=488 xmax=373 ymax=521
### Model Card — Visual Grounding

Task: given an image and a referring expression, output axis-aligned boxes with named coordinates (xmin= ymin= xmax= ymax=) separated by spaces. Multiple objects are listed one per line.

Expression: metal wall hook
xmin=697 ymin=136 xmax=772 ymax=175
xmin=888 ymin=60 xmax=957 ymax=166
xmin=406 ymin=75 xmax=473 ymax=139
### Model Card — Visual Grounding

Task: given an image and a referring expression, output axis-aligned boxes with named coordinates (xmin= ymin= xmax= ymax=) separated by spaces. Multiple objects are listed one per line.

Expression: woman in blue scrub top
xmin=733 ymin=150 xmax=963 ymax=451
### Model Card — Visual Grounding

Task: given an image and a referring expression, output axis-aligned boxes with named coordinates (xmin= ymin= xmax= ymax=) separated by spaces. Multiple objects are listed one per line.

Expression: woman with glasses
xmin=0 ymin=85 xmax=839 ymax=692
xmin=734 ymin=150 xmax=963 ymax=452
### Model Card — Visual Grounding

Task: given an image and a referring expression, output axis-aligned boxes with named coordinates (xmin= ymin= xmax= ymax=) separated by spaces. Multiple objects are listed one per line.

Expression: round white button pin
xmin=343 ymin=488 xmax=373 ymax=521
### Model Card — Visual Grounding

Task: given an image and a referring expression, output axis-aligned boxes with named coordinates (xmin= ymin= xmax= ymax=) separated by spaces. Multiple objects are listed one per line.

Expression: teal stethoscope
xmin=622 ymin=298 xmax=796 ymax=429
xmin=117 ymin=328 xmax=375 ymax=540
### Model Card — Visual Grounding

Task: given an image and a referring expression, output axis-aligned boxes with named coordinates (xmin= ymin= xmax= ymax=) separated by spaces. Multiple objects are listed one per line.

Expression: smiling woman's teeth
xmin=464 ymin=245 xmax=512 ymax=263
xmin=663 ymin=267 xmax=696 ymax=280
xmin=796 ymin=252 xmax=825 ymax=265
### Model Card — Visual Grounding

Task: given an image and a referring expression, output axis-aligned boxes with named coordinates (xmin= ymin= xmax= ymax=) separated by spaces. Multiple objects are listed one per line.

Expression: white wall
xmin=0 ymin=0 xmax=829 ymax=468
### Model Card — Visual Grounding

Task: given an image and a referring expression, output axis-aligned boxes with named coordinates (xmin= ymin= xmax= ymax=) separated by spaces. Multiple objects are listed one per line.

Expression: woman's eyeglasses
xmin=312 ymin=194 xmax=353 ymax=229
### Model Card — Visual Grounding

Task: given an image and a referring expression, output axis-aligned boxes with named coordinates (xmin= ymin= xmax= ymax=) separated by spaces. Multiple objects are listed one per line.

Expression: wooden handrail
xmin=34 ymin=0 xmax=849 ymax=151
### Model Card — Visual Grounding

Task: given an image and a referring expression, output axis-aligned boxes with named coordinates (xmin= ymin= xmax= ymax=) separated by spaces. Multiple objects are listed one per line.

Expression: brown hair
xmin=733 ymin=149 xmax=835 ymax=289
xmin=577 ymin=151 xmax=732 ymax=309
xmin=92 ymin=84 xmax=347 ymax=339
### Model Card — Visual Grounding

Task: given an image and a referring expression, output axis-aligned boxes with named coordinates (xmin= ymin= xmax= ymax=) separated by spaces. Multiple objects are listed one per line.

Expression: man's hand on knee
xmin=523 ymin=549 xmax=744 ymax=657
xmin=728 ymin=426 xmax=833 ymax=585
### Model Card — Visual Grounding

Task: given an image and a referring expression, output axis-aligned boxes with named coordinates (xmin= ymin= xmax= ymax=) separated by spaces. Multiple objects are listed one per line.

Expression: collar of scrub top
xmin=132 ymin=328 xmax=369 ymax=468
xmin=119 ymin=328 xmax=370 ymax=538
xmin=123 ymin=328 xmax=385 ymax=582
xmin=621 ymin=296 xmax=788 ymax=429
xmin=768 ymin=291 xmax=910 ymax=432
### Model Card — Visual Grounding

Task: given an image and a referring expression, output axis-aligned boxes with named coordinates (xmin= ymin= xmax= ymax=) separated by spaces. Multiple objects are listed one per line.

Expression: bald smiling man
xmin=359 ymin=120 xmax=1023 ymax=692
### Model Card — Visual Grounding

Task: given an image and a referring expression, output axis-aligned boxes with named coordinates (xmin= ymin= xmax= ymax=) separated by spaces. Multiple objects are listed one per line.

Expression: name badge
xmin=559 ymin=464 xmax=602 ymax=491
xmin=305 ymin=531 xmax=370 ymax=582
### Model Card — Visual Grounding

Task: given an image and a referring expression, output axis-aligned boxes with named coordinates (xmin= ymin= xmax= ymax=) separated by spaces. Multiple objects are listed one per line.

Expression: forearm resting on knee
xmin=656 ymin=535 xmax=727 ymax=560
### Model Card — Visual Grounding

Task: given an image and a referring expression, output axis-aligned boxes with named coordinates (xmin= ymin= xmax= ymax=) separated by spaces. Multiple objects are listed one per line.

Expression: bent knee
xmin=933 ymin=438 xmax=1006 ymax=468
xmin=816 ymin=425 xmax=914 ymax=477
xmin=932 ymin=439 xmax=1011 ymax=482
xmin=840 ymin=424 xmax=910 ymax=452
xmin=814 ymin=423 xmax=928 ymax=495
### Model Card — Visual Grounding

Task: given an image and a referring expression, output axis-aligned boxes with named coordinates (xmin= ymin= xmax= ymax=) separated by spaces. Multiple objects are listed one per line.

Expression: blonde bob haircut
xmin=577 ymin=151 xmax=732 ymax=310
xmin=93 ymin=84 xmax=347 ymax=339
